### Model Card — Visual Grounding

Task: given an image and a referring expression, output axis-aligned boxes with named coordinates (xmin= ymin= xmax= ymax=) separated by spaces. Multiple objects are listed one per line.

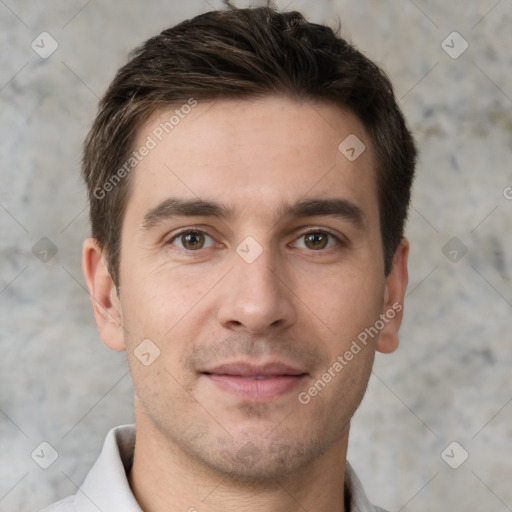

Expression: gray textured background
xmin=1 ymin=1 xmax=511 ymax=511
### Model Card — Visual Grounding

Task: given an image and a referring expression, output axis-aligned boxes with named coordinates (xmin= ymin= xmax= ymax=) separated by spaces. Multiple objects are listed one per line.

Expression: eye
xmin=292 ymin=230 xmax=341 ymax=251
xmin=168 ymin=230 xmax=215 ymax=251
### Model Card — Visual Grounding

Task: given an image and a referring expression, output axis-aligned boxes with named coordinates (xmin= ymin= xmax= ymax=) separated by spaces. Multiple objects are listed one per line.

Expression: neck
xmin=128 ymin=414 xmax=348 ymax=512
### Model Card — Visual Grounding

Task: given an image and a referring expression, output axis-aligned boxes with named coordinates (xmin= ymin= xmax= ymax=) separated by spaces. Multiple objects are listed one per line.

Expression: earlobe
xmin=82 ymin=238 xmax=126 ymax=352
xmin=376 ymin=238 xmax=409 ymax=354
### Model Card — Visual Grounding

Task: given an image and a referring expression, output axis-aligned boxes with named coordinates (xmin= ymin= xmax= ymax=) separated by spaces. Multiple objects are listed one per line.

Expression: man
xmin=41 ymin=2 xmax=415 ymax=511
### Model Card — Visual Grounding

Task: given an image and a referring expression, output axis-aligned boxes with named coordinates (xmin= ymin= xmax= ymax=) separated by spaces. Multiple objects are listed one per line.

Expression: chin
xmin=198 ymin=434 xmax=328 ymax=484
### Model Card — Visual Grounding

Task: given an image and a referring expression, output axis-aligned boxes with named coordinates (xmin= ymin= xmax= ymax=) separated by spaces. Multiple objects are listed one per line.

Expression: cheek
xmin=120 ymin=261 xmax=209 ymax=334
xmin=119 ymin=265 xmax=223 ymax=388
xmin=301 ymin=266 xmax=384 ymax=339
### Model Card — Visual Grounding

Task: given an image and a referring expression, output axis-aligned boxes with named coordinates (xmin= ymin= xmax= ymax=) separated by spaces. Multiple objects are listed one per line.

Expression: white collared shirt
xmin=38 ymin=424 xmax=388 ymax=512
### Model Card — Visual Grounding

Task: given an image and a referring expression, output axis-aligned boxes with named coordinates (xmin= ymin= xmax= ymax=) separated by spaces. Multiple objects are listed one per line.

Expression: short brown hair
xmin=82 ymin=4 xmax=416 ymax=289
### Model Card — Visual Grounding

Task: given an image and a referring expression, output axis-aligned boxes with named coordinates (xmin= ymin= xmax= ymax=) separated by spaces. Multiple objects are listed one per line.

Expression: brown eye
xmin=293 ymin=230 xmax=340 ymax=251
xmin=170 ymin=230 xmax=213 ymax=251
xmin=304 ymin=232 xmax=328 ymax=250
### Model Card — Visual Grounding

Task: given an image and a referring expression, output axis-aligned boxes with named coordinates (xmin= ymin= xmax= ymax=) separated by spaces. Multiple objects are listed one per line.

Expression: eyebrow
xmin=141 ymin=197 xmax=367 ymax=231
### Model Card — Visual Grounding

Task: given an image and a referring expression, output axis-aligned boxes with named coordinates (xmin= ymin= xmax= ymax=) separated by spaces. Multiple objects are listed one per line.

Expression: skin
xmin=83 ymin=95 xmax=409 ymax=512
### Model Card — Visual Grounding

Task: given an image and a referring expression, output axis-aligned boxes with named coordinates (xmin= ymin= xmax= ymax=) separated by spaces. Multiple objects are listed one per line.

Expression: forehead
xmin=127 ymin=96 xmax=378 ymax=227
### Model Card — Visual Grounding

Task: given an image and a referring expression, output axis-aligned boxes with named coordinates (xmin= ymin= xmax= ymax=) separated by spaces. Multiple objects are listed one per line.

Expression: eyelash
xmin=166 ymin=227 xmax=345 ymax=253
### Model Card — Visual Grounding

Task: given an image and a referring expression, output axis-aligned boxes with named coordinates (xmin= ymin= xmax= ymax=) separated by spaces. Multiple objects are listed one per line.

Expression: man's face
xmin=107 ymin=96 xmax=404 ymax=480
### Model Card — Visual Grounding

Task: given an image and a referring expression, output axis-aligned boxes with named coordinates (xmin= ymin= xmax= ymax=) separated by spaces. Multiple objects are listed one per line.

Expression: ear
xmin=376 ymin=238 xmax=409 ymax=354
xmin=82 ymin=238 xmax=126 ymax=352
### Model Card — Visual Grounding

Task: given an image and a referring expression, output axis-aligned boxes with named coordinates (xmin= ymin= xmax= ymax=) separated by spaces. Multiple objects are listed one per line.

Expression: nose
xmin=217 ymin=243 xmax=298 ymax=334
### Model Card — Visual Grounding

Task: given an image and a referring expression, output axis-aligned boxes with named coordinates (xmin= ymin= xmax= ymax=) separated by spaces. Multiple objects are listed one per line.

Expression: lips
xmin=201 ymin=361 xmax=308 ymax=402
xmin=204 ymin=362 xmax=307 ymax=377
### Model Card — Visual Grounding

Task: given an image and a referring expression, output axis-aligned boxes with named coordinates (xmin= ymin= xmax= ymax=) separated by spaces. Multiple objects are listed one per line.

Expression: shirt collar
xmin=75 ymin=424 xmax=385 ymax=512
xmin=75 ymin=424 xmax=141 ymax=511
